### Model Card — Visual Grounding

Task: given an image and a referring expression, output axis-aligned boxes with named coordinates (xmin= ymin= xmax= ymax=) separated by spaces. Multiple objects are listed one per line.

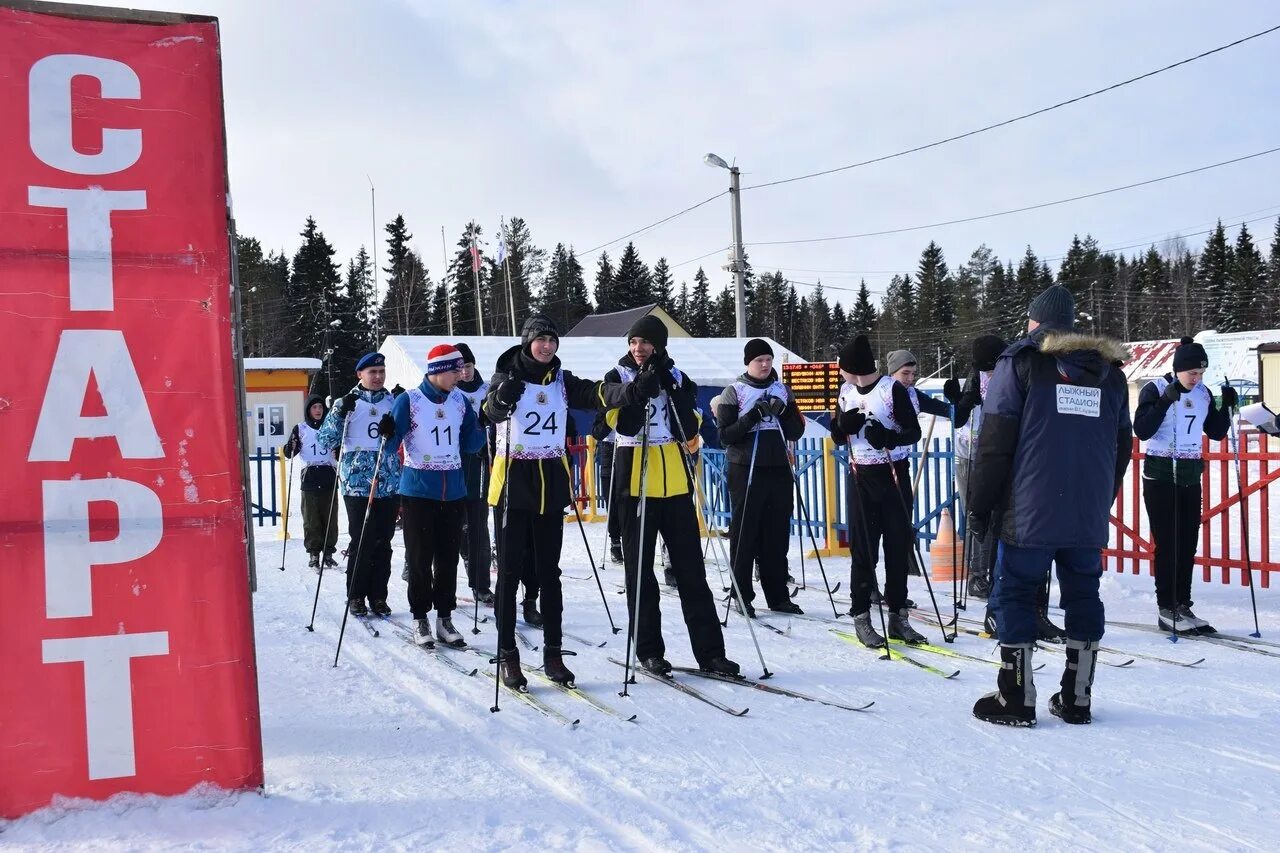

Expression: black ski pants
xmin=494 ymin=507 xmax=563 ymax=651
xmin=847 ymin=460 xmax=913 ymax=613
xmin=459 ymin=498 xmax=492 ymax=593
xmin=343 ymin=494 xmax=398 ymax=604
xmin=1143 ymin=478 xmax=1202 ymax=609
xmin=727 ymin=463 xmax=794 ymax=609
xmin=301 ymin=485 xmax=339 ymax=555
xmin=401 ymin=496 xmax=464 ymax=619
xmin=620 ymin=493 xmax=726 ymax=666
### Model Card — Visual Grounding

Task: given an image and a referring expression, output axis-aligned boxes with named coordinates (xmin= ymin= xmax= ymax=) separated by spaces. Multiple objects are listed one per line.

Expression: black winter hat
xmin=454 ymin=342 xmax=476 ymax=365
xmin=972 ymin=335 xmax=1007 ymax=372
xmin=743 ymin=338 xmax=773 ymax=365
xmin=839 ymin=335 xmax=877 ymax=375
xmin=626 ymin=314 xmax=669 ymax=349
xmin=520 ymin=314 xmax=560 ymax=347
xmin=1172 ymin=335 xmax=1209 ymax=372
xmin=1028 ymin=284 xmax=1075 ymax=331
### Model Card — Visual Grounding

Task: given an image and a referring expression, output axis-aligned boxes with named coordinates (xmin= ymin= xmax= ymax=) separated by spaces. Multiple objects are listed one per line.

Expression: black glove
xmin=943 ymin=378 xmax=962 ymax=405
xmin=285 ymin=427 xmax=301 ymax=456
xmin=968 ymin=510 xmax=990 ymax=540
xmin=341 ymin=392 xmax=359 ymax=416
xmin=391 ymin=383 xmax=406 ymax=398
xmin=958 ymin=379 xmax=982 ymax=410
xmin=377 ymin=413 xmax=396 ymax=438
xmin=496 ymin=377 xmax=525 ymax=407
xmin=1162 ymin=380 xmax=1186 ymax=403
xmin=863 ymin=421 xmax=891 ymax=451
xmin=765 ymin=396 xmax=786 ymax=417
xmin=656 ymin=360 xmax=679 ymax=393
xmin=751 ymin=398 xmax=775 ymax=421
xmin=837 ymin=409 xmax=867 ymax=435
xmin=632 ymin=368 xmax=662 ymax=400
xmin=1221 ymin=384 xmax=1238 ymax=409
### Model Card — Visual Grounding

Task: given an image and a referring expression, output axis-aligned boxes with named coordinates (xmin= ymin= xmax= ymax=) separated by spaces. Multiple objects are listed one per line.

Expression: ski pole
xmin=307 ymin=413 xmax=350 ymax=632
xmin=668 ymin=393 xmax=771 ymax=679
xmin=570 ymin=488 xmax=620 ymax=634
xmin=492 ymin=389 xmax=516 ymax=713
xmin=620 ymin=409 xmax=652 ymax=696
xmin=884 ymin=447 xmax=955 ymax=643
xmin=1169 ymin=380 xmax=1182 ymax=643
xmin=279 ymin=442 xmax=296 ymax=571
xmin=722 ymin=428 xmax=760 ymax=627
xmin=1224 ymin=379 xmax=1262 ymax=637
xmin=333 ymin=433 xmax=388 ymax=666
xmin=600 ymin=436 xmax=620 ymax=566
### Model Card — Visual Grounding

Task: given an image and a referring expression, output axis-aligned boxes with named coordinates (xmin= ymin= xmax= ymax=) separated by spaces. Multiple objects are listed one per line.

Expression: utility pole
xmin=469 ymin=226 xmax=485 ymax=335
xmin=367 ymin=176 xmax=379 ymax=344
xmin=729 ymin=166 xmax=747 ymax=337
xmin=441 ymin=226 xmax=453 ymax=336
xmin=500 ymin=217 xmax=517 ymax=335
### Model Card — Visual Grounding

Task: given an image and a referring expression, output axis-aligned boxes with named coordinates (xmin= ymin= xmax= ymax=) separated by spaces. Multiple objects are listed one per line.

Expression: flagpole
xmin=469 ymin=226 xmax=485 ymax=335
xmin=441 ymin=225 xmax=454 ymax=337
xmin=500 ymin=217 xmax=517 ymax=335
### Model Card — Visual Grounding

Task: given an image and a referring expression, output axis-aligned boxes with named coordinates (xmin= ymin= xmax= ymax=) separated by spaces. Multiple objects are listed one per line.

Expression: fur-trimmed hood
xmin=1039 ymin=331 xmax=1129 ymax=365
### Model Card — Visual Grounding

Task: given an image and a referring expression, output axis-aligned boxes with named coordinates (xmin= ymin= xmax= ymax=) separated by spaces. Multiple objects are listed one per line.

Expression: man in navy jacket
xmin=968 ymin=285 xmax=1132 ymax=727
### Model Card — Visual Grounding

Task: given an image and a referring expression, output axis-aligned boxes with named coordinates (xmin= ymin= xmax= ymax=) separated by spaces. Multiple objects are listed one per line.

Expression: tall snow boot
xmin=498 ymin=648 xmax=527 ymax=690
xmin=852 ymin=611 xmax=886 ymax=649
xmin=307 ymin=553 xmax=320 ymax=570
xmin=522 ymin=598 xmax=544 ymax=628
xmin=1050 ymin=638 xmax=1098 ymax=725
xmin=887 ymin=608 xmax=927 ymax=645
xmin=973 ymin=643 xmax=1037 ymax=727
xmin=609 ymin=538 xmax=623 ymax=564
xmin=543 ymin=645 xmax=575 ymax=686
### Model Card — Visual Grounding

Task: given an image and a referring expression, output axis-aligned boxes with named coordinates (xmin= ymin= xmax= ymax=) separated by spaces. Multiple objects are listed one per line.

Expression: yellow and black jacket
xmin=604 ymin=355 xmax=701 ymax=500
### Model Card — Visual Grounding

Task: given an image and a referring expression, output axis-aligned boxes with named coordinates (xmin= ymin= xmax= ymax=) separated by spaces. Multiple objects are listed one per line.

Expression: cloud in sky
xmin=76 ymin=0 xmax=1280 ymax=304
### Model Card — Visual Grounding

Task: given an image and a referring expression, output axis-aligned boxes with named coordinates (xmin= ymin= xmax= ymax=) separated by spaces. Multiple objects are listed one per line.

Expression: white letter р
xmin=29 ymin=54 xmax=142 ymax=175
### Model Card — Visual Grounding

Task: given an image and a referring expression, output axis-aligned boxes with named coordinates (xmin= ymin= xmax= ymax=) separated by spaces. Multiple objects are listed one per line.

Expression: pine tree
xmin=783 ymin=283 xmax=800 ymax=352
xmin=289 ymin=217 xmax=346 ymax=391
xmin=540 ymin=243 xmax=593 ymax=332
xmin=449 ymin=221 xmax=491 ymax=335
xmin=613 ymin=242 xmax=652 ymax=310
xmin=651 ymin=257 xmax=675 ymax=313
xmin=688 ymin=267 xmax=712 ymax=337
xmin=340 ymin=247 xmax=376 ymax=365
xmin=593 ymin=251 xmax=617 ymax=312
xmin=851 ymin=279 xmax=878 ymax=332
xmin=806 ymin=281 xmax=832 ymax=360
xmin=1058 ymin=234 xmax=1102 ymax=299
xmin=1266 ymin=217 xmax=1280 ymax=328
xmin=1224 ymin=223 xmax=1266 ymax=332
xmin=378 ymin=214 xmax=415 ymax=338
xmin=1197 ymin=222 xmax=1231 ymax=332
xmin=1134 ymin=246 xmax=1169 ymax=339
xmin=236 ymin=235 xmax=290 ymax=359
xmin=490 ymin=217 xmax=545 ymax=336
xmin=830 ymin=303 xmax=850 ymax=350
xmin=712 ymin=284 xmax=737 ymax=337
xmin=673 ymin=281 xmax=690 ymax=328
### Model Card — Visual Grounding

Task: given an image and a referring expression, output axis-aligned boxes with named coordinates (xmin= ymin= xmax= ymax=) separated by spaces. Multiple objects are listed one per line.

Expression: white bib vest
xmin=616 ymin=364 xmax=680 ymax=447
xmin=459 ymin=381 xmax=488 ymax=418
xmin=342 ymin=393 xmax=394 ymax=452
xmin=734 ymin=379 xmax=788 ymax=433
xmin=401 ymin=387 xmax=468 ymax=471
xmin=497 ymin=373 xmax=569 ymax=460
xmin=954 ymin=371 xmax=990 ymax=461
xmin=839 ymin=376 xmax=907 ymax=464
xmin=1144 ymin=378 xmax=1210 ymax=460
xmin=297 ymin=422 xmax=336 ymax=467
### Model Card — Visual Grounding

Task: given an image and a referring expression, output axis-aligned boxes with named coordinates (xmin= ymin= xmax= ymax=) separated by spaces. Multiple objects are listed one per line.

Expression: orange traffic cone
xmin=929 ymin=509 xmax=964 ymax=583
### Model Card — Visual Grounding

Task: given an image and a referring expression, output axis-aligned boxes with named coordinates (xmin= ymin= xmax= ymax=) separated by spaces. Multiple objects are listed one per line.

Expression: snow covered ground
xmin=6 ymin=495 xmax=1280 ymax=851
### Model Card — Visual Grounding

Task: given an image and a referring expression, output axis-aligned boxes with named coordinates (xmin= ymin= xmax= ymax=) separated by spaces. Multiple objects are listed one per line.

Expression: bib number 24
xmin=523 ymin=410 xmax=559 ymax=436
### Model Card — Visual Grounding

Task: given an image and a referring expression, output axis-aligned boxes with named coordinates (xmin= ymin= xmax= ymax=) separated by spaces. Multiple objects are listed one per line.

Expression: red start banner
xmin=0 ymin=3 xmax=263 ymax=818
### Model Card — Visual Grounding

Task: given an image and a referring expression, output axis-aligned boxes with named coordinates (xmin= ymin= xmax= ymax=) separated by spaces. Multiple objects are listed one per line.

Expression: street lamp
xmin=704 ymin=152 xmax=747 ymax=338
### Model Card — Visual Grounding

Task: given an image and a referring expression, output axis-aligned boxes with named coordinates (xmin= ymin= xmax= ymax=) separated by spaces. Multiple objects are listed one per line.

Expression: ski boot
xmin=543 ymin=645 xmax=575 ymax=686
xmin=1178 ymin=605 xmax=1215 ymax=635
xmin=322 ymin=553 xmax=339 ymax=569
xmin=973 ymin=644 xmax=1037 ymax=727
xmin=436 ymin=616 xmax=466 ymax=648
xmin=699 ymin=656 xmax=741 ymax=677
xmin=370 ymin=599 xmax=392 ymax=617
xmin=307 ymin=553 xmax=320 ymax=570
xmin=869 ymin=588 xmax=883 ymax=606
xmin=982 ymin=608 xmax=998 ymax=638
xmin=770 ymin=601 xmax=804 ymax=616
xmin=664 ymin=568 xmax=678 ymax=588
xmin=1036 ymin=611 xmax=1067 ymax=644
xmin=609 ymin=538 xmax=623 ymax=564
xmin=413 ymin=617 xmax=435 ymax=647
xmin=473 ymin=588 xmax=494 ymax=606
xmin=1158 ymin=607 xmax=1197 ymax=634
xmin=640 ymin=656 xmax=673 ymax=676
xmin=1049 ymin=638 xmax=1098 ymax=725
xmin=967 ymin=573 xmax=991 ymax=599
xmin=852 ymin=611 xmax=886 ymax=648
xmin=522 ymin=598 xmax=544 ymax=628
xmin=347 ymin=598 xmax=368 ymax=617
xmin=498 ymin=648 xmax=527 ymax=690
xmin=887 ymin=608 xmax=927 ymax=645
xmin=401 ymin=565 xmax=410 ymax=582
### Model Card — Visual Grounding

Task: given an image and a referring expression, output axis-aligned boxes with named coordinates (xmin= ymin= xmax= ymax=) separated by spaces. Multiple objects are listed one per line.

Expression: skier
xmin=589 ymin=412 xmax=624 ymax=565
xmin=282 ymin=394 xmax=339 ymax=571
xmin=316 ymin=352 xmax=402 ymax=617
xmin=483 ymin=315 xmax=646 ymax=688
xmin=391 ymin=345 xmax=486 ymax=647
xmin=968 ymin=285 xmax=1131 ymax=726
xmin=1133 ymin=336 xmax=1233 ymax=634
xmin=603 ymin=315 xmax=739 ymax=676
xmin=454 ymin=343 xmax=495 ymax=605
xmin=713 ymin=339 xmax=807 ymax=617
xmin=827 ymin=334 xmax=928 ymax=647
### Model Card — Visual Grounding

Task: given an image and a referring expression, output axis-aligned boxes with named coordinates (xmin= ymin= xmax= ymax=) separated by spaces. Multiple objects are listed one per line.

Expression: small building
xmin=566 ymin=304 xmax=690 ymax=338
xmin=243 ymin=357 xmax=322 ymax=450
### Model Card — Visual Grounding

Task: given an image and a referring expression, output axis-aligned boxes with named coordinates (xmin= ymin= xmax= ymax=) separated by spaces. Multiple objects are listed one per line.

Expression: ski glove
xmin=1161 ymin=380 xmax=1186 ymax=403
xmin=837 ymin=409 xmax=867 ymax=435
xmin=341 ymin=392 xmax=359 ymax=415
xmin=1220 ymin=384 xmax=1238 ymax=409
xmin=377 ymin=413 xmax=396 ymax=438
xmin=942 ymin=377 xmax=962 ymax=405
xmin=495 ymin=377 xmax=525 ymax=407
xmin=632 ymin=368 xmax=662 ymax=400
xmin=863 ymin=421 xmax=893 ymax=451
xmin=765 ymin=396 xmax=787 ymax=416
xmin=967 ymin=510 xmax=990 ymax=540
xmin=657 ymin=362 xmax=679 ymax=393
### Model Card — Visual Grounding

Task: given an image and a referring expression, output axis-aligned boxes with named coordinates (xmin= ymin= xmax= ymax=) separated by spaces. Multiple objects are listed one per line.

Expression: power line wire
xmin=743 ymin=24 xmax=1280 ymax=191
xmin=578 ymin=191 xmax=728 ymax=258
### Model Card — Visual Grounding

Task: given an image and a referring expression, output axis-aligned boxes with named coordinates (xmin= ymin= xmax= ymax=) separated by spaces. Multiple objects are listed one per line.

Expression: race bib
xmin=1056 ymin=384 xmax=1100 ymax=418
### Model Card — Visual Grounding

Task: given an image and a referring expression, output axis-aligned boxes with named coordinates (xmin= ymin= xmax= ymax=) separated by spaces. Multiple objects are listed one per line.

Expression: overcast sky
xmin=86 ymin=0 xmax=1280 ymax=307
